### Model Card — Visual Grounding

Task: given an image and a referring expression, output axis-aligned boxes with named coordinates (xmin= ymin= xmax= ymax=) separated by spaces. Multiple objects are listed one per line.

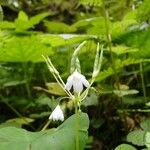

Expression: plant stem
xmin=75 ymin=96 xmax=79 ymax=150
xmin=41 ymin=120 xmax=51 ymax=131
xmin=140 ymin=63 xmax=147 ymax=102
xmin=23 ymin=63 xmax=31 ymax=98
xmin=102 ymin=1 xmax=120 ymax=89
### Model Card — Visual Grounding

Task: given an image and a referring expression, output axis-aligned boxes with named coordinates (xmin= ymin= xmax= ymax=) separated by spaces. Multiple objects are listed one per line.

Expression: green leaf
xmin=137 ymin=0 xmax=150 ymax=22
xmin=46 ymin=82 xmax=66 ymax=96
xmin=0 ymin=21 xmax=15 ymax=29
xmin=81 ymin=91 xmax=98 ymax=107
xmin=3 ymin=80 xmax=26 ymax=87
xmin=0 ymin=112 xmax=89 ymax=150
xmin=111 ymin=11 xmax=137 ymax=38
xmin=72 ymin=17 xmax=106 ymax=36
xmin=141 ymin=118 xmax=150 ymax=132
xmin=127 ymin=130 xmax=145 ymax=146
xmin=0 ymin=117 xmax=34 ymax=128
xmin=0 ymin=34 xmax=53 ymax=62
xmin=112 ymin=45 xmax=139 ymax=56
xmin=145 ymin=132 xmax=150 ymax=148
xmin=96 ymin=58 xmax=150 ymax=82
xmin=40 ymin=33 xmax=96 ymax=47
xmin=15 ymin=11 xmax=49 ymax=31
xmin=29 ymin=12 xmax=49 ymax=28
xmin=115 ymin=144 xmax=137 ymax=150
xmin=44 ymin=20 xmax=76 ymax=33
xmin=113 ymin=89 xmax=139 ymax=97
xmin=122 ymin=96 xmax=146 ymax=105
xmin=79 ymin=0 xmax=102 ymax=7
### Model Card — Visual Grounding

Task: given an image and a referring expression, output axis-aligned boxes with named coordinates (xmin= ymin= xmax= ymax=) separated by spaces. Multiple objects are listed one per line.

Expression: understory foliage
xmin=0 ymin=0 xmax=150 ymax=149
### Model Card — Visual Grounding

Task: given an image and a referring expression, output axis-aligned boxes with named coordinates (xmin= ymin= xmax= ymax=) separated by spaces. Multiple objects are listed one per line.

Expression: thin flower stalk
xmin=42 ymin=55 xmax=73 ymax=98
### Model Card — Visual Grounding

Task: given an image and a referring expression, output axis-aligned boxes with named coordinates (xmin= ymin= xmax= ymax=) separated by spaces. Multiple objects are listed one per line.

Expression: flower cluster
xmin=44 ymin=41 xmax=103 ymax=122
xmin=65 ymin=70 xmax=89 ymax=94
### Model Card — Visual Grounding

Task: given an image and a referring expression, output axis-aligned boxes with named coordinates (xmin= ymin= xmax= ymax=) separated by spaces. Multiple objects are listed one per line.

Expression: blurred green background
xmin=0 ymin=0 xmax=150 ymax=149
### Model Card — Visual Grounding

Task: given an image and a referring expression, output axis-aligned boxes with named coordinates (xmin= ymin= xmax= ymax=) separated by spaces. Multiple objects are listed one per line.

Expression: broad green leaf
xmin=113 ymin=89 xmax=139 ymax=97
xmin=127 ymin=130 xmax=145 ymax=146
xmin=17 ymin=11 xmax=28 ymax=21
xmin=137 ymin=0 xmax=150 ymax=22
xmin=81 ymin=91 xmax=98 ymax=107
xmin=115 ymin=144 xmax=137 ymax=150
xmin=72 ymin=17 xmax=107 ymax=38
xmin=40 ymin=33 xmax=97 ymax=47
xmin=0 ymin=34 xmax=53 ymax=62
xmin=145 ymin=132 xmax=150 ymax=148
xmin=15 ymin=11 xmax=49 ymax=31
xmin=29 ymin=12 xmax=49 ymax=28
xmin=141 ymin=118 xmax=150 ymax=132
xmin=0 ymin=31 xmax=97 ymax=62
xmin=117 ymin=29 xmax=150 ymax=59
xmin=122 ymin=96 xmax=146 ymax=105
xmin=46 ymin=82 xmax=66 ymax=96
xmin=0 ymin=11 xmax=49 ymax=31
xmin=111 ymin=11 xmax=137 ymax=38
xmin=3 ymin=80 xmax=26 ymax=87
xmin=0 ymin=117 xmax=34 ymax=128
xmin=0 ymin=21 xmax=15 ymax=29
xmin=44 ymin=20 xmax=76 ymax=33
xmin=0 ymin=112 xmax=89 ymax=150
xmin=112 ymin=45 xmax=139 ymax=55
xmin=96 ymin=58 xmax=150 ymax=82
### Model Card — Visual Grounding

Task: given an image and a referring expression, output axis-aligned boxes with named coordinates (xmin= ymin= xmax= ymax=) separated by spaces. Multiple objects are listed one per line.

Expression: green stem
xmin=23 ymin=63 xmax=31 ymax=98
xmin=41 ymin=120 xmax=51 ymax=131
xmin=140 ymin=63 xmax=147 ymax=102
xmin=75 ymin=97 xmax=79 ymax=150
xmin=102 ymin=1 xmax=120 ymax=89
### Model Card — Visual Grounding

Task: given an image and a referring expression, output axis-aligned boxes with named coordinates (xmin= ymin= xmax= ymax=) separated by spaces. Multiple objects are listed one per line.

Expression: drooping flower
xmin=49 ymin=105 xmax=64 ymax=121
xmin=65 ymin=70 xmax=89 ymax=93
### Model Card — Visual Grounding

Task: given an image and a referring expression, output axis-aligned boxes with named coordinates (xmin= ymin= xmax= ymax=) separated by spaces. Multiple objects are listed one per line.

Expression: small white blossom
xmin=49 ymin=105 xmax=64 ymax=121
xmin=65 ymin=70 xmax=89 ymax=93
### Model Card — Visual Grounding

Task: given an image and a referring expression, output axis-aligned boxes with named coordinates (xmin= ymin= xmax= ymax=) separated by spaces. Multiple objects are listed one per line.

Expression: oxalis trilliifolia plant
xmin=43 ymin=41 xmax=103 ymax=150
xmin=43 ymin=41 xmax=103 ymax=122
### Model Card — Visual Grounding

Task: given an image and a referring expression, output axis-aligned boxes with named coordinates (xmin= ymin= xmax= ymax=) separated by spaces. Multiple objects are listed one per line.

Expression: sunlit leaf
xmin=145 ymin=132 xmax=150 ymax=148
xmin=127 ymin=130 xmax=145 ymax=146
xmin=46 ymin=82 xmax=66 ymax=96
xmin=0 ymin=34 xmax=53 ymax=62
xmin=141 ymin=118 xmax=150 ymax=132
xmin=115 ymin=144 xmax=136 ymax=150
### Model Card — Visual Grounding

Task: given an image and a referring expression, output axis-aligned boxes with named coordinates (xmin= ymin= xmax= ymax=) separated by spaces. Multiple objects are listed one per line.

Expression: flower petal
xmin=65 ymin=70 xmax=89 ymax=93
xmin=49 ymin=105 xmax=64 ymax=121
xmin=65 ymin=75 xmax=73 ymax=91
xmin=73 ymin=80 xmax=83 ymax=93
xmin=81 ymin=76 xmax=89 ymax=87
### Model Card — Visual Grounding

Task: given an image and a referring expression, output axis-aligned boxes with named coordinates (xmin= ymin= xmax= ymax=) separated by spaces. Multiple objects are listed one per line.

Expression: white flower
xmin=49 ymin=105 xmax=64 ymax=121
xmin=65 ymin=70 xmax=89 ymax=93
